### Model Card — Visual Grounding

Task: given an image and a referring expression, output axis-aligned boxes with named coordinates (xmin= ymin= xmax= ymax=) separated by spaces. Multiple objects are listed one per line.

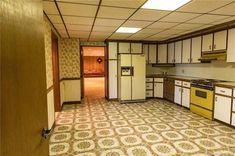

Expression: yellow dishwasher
xmin=190 ymin=79 xmax=220 ymax=120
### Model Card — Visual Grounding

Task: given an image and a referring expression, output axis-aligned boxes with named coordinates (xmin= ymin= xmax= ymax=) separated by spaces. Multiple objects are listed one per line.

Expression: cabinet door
xmin=149 ymin=44 xmax=157 ymax=64
xmin=119 ymin=42 xmax=130 ymax=53
xmin=108 ymin=42 xmax=117 ymax=59
xmin=175 ymin=41 xmax=182 ymax=63
xmin=182 ymin=88 xmax=190 ymax=108
xmin=131 ymin=43 xmax=142 ymax=54
xmin=227 ymin=28 xmax=235 ymax=62
xmin=154 ymin=83 xmax=163 ymax=98
xmin=168 ymin=43 xmax=175 ymax=63
xmin=143 ymin=44 xmax=149 ymax=64
xmin=202 ymin=34 xmax=213 ymax=52
xmin=108 ymin=60 xmax=117 ymax=99
xmin=182 ymin=39 xmax=191 ymax=63
xmin=158 ymin=44 xmax=167 ymax=64
xmin=213 ymin=30 xmax=227 ymax=51
xmin=174 ymin=86 xmax=182 ymax=105
xmin=214 ymin=95 xmax=232 ymax=124
xmin=191 ymin=36 xmax=201 ymax=63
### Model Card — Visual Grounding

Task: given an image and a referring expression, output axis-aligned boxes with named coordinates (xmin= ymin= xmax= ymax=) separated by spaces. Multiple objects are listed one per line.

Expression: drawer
xmin=146 ymin=90 xmax=153 ymax=97
xmin=175 ymin=80 xmax=182 ymax=86
xmin=215 ymin=86 xmax=232 ymax=96
xmin=182 ymin=81 xmax=190 ymax=88
xmin=146 ymin=78 xmax=153 ymax=82
xmin=154 ymin=78 xmax=164 ymax=82
xmin=146 ymin=83 xmax=153 ymax=89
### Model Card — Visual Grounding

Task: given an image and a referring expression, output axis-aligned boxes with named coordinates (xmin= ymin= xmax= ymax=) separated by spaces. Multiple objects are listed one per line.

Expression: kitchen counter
xmin=146 ymin=74 xmax=199 ymax=81
xmin=215 ymin=82 xmax=235 ymax=88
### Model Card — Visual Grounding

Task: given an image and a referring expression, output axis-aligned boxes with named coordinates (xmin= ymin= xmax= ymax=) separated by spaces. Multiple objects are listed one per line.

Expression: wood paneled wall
xmin=83 ymin=56 xmax=105 ymax=77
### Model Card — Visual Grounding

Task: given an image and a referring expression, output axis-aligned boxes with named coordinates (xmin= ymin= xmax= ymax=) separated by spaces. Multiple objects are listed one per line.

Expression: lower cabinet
xmin=154 ymin=83 xmax=163 ymax=98
xmin=146 ymin=78 xmax=154 ymax=98
xmin=163 ymin=78 xmax=174 ymax=102
xmin=214 ymin=95 xmax=232 ymax=124
xmin=174 ymin=86 xmax=182 ymax=105
xmin=60 ymin=79 xmax=81 ymax=103
xmin=182 ymin=88 xmax=190 ymax=108
xmin=174 ymin=80 xmax=191 ymax=108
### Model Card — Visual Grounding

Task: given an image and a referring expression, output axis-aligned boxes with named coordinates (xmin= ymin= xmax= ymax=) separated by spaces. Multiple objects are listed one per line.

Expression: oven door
xmin=190 ymin=87 xmax=214 ymax=110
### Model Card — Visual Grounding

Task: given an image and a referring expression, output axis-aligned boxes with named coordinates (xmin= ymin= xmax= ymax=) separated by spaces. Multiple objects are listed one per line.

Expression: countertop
xmin=215 ymin=82 xmax=235 ymax=88
xmin=146 ymin=74 xmax=199 ymax=81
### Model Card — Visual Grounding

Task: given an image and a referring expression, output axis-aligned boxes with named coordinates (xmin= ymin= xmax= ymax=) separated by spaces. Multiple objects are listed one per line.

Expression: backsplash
xmin=59 ymin=38 xmax=80 ymax=79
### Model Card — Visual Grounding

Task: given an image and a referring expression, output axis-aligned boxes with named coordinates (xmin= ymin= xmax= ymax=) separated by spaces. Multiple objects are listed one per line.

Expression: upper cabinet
xmin=131 ymin=43 xmax=142 ymax=54
xmin=143 ymin=44 xmax=149 ymax=64
xmin=149 ymin=44 xmax=157 ymax=64
xmin=182 ymin=39 xmax=191 ymax=63
xmin=175 ymin=41 xmax=182 ymax=63
xmin=227 ymin=28 xmax=235 ymax=62
xmin=119 ymin=42 xmax=130 ymax=53
xmin=202 ymin=34 xmax=213 ymax=52
xmin=158 ymin=44 xmax=167 ymax=64
xmin=213 ymin=30 xmax=227 ymax=51
xmin=108 ymin=42 xmax=117 ymax=59
xmin=191 ymin=36 xmax=202 ymax=63
xmin=168 ymin=43 xmax=175 ymax=64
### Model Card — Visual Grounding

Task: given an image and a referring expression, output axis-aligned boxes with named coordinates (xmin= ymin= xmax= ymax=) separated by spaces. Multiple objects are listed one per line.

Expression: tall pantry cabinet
xmin=108 ymin=42 xmax=118 ymax=99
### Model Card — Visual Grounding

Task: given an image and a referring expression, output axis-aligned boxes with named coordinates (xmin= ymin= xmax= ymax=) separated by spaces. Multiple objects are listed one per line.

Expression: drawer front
xmin=146 ymin=90 xmax=153 ymax=97
xmin=146 ymin=83 xmax=153 ymax=89
xmin=154 ymin=78 xmax=164 ymax=82
xmin=182 ymin=81 xmax=190 ymax=88
xmin=215 ymin=86 xmax=232 ymax=96
xmin=175 ymin=80 xmax=182 ymax=86
xmin=146 ymin=78 xmax=153 ymax=82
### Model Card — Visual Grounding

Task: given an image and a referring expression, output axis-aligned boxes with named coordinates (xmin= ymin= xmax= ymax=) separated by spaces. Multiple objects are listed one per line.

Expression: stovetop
xmin=191 ymin=79 xmax=226 ymax=90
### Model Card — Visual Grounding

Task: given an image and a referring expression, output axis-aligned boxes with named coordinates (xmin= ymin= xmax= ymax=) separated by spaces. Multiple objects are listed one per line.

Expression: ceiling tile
xmin=68 ymin=30 xmax=90 ymax=38
xmin=47 ymin=15 xmax=63 ymax=23
xmin=122 ymin=20 xmax=152 ymax=27
xmin=160 ymin=12 xmax=200 ymax=23
xmin=109 ymin=33 xmax=132 ymax=39
xmin=63 ymin=16 xmax=94 ymax=25
xmin=58 ymin=2 xmax=98 ymax=16
xmin=158 ymin=29 xmax=185 ymax=35
xmin=43 ymin=1 xmax=59 ymax=15
xmin=211 ymin=2 xmax=235 ymax=15
xmin=127 ymin=33 xmax=152 ymax=39
xmin=172 ymin=23 xmax=203 ymax=30
xmin=54 ymin=24 xmax=66 ymax=30
xmin=95 ymin=18 xmax=125 ymax=26
xmin=66 ymin=24 xmax=92 ymax=31
xmin=138 ymin=28 xmax=165 ymax=34
xmin=92 ymin=26 xmax=118 ymax=32
xmin=101 ymin=0 xmax=146 ymax=8
xmin=58 ymin=29 xmax=69 ymax=38
xmin=89 ymin=37 xmax=106 ymax=41
xmin=130 ymin=9 xmax=170 ymax=21
xmin=147 ymin=22 xmax=179 ymax=29
xmin=212 ymin=16 xmax=235 ymax=25
xmin=97 ymin=6 xmax=135 ymax=19
xmin=56 ymin=0 xmax=100 ymax=5
xmin=177 ymin=0 xmax=233 ymax=13
xmin=90 ymin=31 xmax=112 ymax=37
xmin=187 ymin=14 xmax=230 ymax=24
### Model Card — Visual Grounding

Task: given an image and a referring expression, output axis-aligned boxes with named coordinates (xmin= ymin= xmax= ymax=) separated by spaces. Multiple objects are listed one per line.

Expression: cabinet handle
xmin=214 ymin=44 xmax=216 ymax=49
xmin=188 ymin=58 xmax=190 ymax=62
xmin=209 ymin=45 xmax=211 ymax=50
xmin=215 ymin=96 xmax=217 ymax=101
xmin=181 ymin=88 xmax=183 ymax=93
xmin=220 ymin=90 xmax=225 ymax=93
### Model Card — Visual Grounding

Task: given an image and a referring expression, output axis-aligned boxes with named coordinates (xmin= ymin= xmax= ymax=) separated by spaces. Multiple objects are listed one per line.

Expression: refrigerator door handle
xmin=131 ymin=67 xmax=134 ymax=76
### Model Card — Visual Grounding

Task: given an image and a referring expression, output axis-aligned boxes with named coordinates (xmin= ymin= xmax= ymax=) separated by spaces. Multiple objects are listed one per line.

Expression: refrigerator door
xmin=120 ymin=55 xmax=132 ymax=101
xmin=132 ymin=55 xmax=146 ymax=100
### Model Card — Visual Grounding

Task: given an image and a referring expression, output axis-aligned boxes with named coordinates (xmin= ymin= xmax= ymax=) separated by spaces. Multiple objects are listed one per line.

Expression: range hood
xmin=199 ymin=51 xmax=227 ymax=63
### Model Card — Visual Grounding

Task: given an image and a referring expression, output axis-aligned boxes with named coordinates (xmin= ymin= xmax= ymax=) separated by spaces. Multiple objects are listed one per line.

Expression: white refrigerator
xmin=118 ymin=54 xmax=146 ymax=103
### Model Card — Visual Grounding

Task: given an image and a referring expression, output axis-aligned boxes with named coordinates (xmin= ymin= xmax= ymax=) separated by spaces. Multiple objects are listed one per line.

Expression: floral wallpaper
xmin=59 ymin=38 xmax=80 ymax=79
xmin=44 ymin=17 xmax=53 ymax=89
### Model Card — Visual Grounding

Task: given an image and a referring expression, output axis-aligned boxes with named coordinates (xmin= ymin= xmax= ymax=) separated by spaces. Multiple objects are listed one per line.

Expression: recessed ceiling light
xmin=142 ymin=0 xmax=191 ymax=11
xmin=116 ymin=27 xmax=141 ymax=33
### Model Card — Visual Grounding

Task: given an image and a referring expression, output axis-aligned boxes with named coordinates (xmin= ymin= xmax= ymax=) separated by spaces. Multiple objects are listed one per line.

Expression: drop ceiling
xmin=43 ymin=0 xmax=235 ymax=41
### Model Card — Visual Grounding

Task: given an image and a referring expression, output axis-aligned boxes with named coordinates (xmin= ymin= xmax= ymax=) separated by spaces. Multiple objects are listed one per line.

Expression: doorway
xmin=81 ymin=46 xmax=106 ymax=98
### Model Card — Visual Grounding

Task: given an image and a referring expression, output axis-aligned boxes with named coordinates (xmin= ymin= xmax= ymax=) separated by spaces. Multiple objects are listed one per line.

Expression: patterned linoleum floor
xmin=49 ymin=98 xmax=235 ymax=156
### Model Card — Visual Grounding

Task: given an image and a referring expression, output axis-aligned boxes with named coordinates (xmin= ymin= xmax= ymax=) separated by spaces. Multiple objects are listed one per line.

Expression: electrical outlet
xmin=182 ymin=69 xmax=185 ymax=73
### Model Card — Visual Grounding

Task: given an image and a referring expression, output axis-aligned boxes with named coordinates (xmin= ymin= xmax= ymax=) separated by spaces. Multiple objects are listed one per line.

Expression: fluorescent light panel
xmin=142 ymin=0 xmax=191 ymax=11
xmin=116 ymin=27 xmax=141 ymax=33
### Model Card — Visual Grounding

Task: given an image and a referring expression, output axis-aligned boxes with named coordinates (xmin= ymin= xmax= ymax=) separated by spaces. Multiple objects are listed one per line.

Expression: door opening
xmin=81 ymin=46 xmax=106 ymax=98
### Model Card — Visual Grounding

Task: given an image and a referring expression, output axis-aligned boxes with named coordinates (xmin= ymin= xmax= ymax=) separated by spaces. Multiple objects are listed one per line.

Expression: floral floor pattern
xmin=49 ymin=97 xmax=235 ymax=156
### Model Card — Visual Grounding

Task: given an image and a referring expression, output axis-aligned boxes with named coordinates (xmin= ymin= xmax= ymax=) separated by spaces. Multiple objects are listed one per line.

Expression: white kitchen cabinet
xmin=227 ymin=28 xmax=235 ymax=62
xmin=143 ymin=44 xmax=149 ymax=64
xmin=202 ymin=34 xmax=213 ymax=52
xmin=182 ymin=39 xmax=191 ymax=63
xmin=214 ymin=95 xmax=232 ymax=124
xmin=182 ymin=88 xmax=190 ymax=108
xmin=131 ymin=43 xmax=142 ymax=54
xmin=154 ymin=83 xmax=163 ymax=98
xmin=174 ymin=86 xmax=182 ymax=105
xmin=175 ymin=41 xmax=182 ymax=63
xmin=108 ymin=42 xmax=117 ymax=59
xmin=168 ymin=43 xmax=175 ymax=63
xmin=191 ymin=36 xmax=202 ymax=63
xmin=158 ymin=44 xmax=167 ymax=64
xmin=108 ymin=60 xmax=117 ymax=99
xmin=62 ymin=80 xmax=81 ymax=102
xmin=119 ymin=42 xmax=130 ymax=53
xmin=232 ymin=113 xmax=235 ymax=126
xmin=213 ymin=30 xmax=227 ymax=51
xmin=149 ymin=44 xmax=157 ymax=64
